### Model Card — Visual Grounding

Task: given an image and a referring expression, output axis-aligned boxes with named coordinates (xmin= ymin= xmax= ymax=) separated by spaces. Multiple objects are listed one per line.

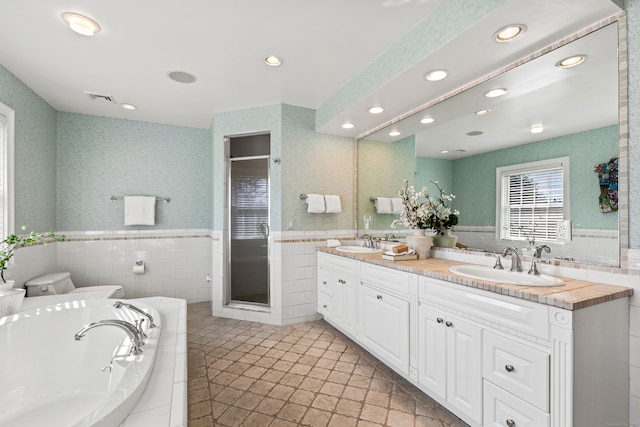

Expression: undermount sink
xmin=448 ymin=264 xmax=564 ymax=287
xmin=335 ymin=245 xmax=383 ymax=254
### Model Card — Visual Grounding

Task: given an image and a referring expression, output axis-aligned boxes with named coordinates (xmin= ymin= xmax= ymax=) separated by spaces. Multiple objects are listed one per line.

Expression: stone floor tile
xmin=186 ymin=302 xmax=467 ymax=427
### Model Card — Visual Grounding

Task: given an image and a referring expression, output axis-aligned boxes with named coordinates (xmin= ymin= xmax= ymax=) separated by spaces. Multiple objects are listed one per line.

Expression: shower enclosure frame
xmin=224 ymin=133 xmax=272 ymax=311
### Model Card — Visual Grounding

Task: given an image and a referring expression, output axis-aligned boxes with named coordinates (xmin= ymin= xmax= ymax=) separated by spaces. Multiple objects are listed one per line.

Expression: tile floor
xmin=187 ymin=302 xmax=469 ymax=427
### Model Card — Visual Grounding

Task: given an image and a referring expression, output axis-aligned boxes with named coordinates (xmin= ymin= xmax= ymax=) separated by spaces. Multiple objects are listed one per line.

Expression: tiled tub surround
xmin=317 ymin=248 xmax=633 ymax=426
xmin=7 ymin=296 xmax=187 ymax=427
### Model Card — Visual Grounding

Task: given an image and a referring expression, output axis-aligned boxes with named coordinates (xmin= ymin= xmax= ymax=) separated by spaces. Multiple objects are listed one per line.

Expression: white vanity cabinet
xmin=417 ymin=305 xmax=482 ymax=424
xmin=317 ymin=252 xmax=359 ymax=336
xmin=317 ymin=251 xmax=630 ymax=427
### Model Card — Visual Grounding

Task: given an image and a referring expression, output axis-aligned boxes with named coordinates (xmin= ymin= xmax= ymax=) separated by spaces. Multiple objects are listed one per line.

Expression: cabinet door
xmin=334 ymin=274 xmax=356 ymax=335
xmin=446 ymin=314 xmax=483 ymax=424
xmin=360 ymin=285 xmax=410 ymax=375
xmin=418 ymin=305 xmax=447 ymax=399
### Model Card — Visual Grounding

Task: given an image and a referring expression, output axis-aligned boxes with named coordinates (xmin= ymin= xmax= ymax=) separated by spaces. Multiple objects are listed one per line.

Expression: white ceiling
xmin=0 ymin=0 xmax=622 ymax=141
xmin=0 ymin=0 xmax=443 ymax=129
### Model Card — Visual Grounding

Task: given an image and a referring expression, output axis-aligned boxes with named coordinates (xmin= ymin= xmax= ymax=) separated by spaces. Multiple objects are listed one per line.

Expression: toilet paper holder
xmin=135 ymin=261 xmax=144 ymax=266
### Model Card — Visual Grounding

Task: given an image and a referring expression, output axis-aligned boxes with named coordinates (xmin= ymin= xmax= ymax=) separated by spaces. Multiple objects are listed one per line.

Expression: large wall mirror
xmin=357 ymin=21 xmax=622 ymax=267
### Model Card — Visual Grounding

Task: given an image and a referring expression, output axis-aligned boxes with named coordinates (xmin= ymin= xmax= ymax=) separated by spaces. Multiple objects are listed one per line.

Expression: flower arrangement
xmin=391 ymin=179 xmax=460 ymax=233
xmin=0 ymin=226 xmax=66 ymax=283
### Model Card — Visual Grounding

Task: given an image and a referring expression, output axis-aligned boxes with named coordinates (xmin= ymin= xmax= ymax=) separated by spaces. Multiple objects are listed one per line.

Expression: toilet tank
xmin=24 ymin=272 xmax=76 ymax=297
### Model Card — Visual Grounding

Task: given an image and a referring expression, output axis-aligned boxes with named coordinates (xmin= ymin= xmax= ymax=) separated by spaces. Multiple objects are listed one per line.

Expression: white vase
xmin=406 ymin=229 xmax=433 ymax=259
xmin=0 ymin=280 xmax=15 ymax=291
xmin=432 ymin=228 xmax=458 ymax=248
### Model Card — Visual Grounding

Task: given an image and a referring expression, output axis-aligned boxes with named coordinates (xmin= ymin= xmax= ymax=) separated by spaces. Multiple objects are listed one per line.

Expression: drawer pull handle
xmin=436 ymin=318 xmax=444 ymax=324
xmin=376 ymin=295 xmax=382 ymax=300
xmin=505 ymin=365 xmax=515 ymax=373
xmin=445 ymin=321 xmax=453 ymax=327
xmin=506 ymin=419 xmax=516 ymax=427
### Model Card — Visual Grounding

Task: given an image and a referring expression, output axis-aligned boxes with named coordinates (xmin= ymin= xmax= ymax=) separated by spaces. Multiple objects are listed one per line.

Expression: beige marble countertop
xmin=317 ymin=247 xmax=633 ymax=311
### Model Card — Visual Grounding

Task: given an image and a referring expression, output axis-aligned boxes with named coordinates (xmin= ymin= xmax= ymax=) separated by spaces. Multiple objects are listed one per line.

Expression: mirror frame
xmin=354 ymin=13 xmax=629 ymax=272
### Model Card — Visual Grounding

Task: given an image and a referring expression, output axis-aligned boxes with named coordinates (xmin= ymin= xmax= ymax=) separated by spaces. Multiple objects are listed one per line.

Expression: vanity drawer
xmin=360 ymin=262 xmax=409 ymax=295
xmin=318 ymin=267 xmax=332 ymax=295
xmin=318 ymin=292 xmax=332 ymax=317
xmin=420 ymin=277 xmax=549 ymax=340
xmin=483 ymin=381 xmax=549 ymax=427
xmin=483 ymin=331 xmax=549 ymax=412
xmin=318 ymin=252 xmax=359 ymax=275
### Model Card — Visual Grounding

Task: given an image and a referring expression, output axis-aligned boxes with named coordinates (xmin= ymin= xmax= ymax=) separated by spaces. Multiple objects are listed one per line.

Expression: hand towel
xmin=324 ymin=195 xmax=342 ymax=213
xmin=306 ymin=194 xmax=325 ymax=213
xmin=391 ymin=197 xmax=404 ymax=214
xmin=124 ymin=196 xmax=156 ymax=225
xmin=375 ymin=197 xmax=392 ymax=214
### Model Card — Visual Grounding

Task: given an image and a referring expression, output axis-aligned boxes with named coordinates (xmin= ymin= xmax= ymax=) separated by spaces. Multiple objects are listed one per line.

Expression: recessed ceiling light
xmin=264 ymin=56 xmax=282 ymax=67
xmin=494 ymin=24 xmax=527 ymax=43
xmin=556 ymin=55 xmax=587 ymax=69
xmin=425 ymin=69 xmax=448 ymax=82
xmin=466 ymin=131 xmax=484 ymax=136
xmin=368 ymin=106 xmax=384 ymax=114
xmin=475 ymin=109 xmax=491 ymax=116
xmin=61 ymin=12 xmax=101 ymax=36
xmin=168 ymin=71 xmax=197 ymax=84
xmin=341 ymin=123 xmax=355 ymax=129
xmin=420 ymin=117 xmax=435 ymax=124
xmin=484 ymin=88 xmax=507 ymax=98
xmin=121 ymin=103 xmax=137 ymax=110
xmin=388 ymin=130 xmax=401 ymax=137
xmin=440 ymin=150 xmax=450 ymax=154
xmin=530 ymin=124 xmax=545 ymax=134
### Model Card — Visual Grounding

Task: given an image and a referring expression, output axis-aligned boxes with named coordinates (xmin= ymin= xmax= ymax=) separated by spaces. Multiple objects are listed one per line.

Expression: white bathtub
xmin=0 ymin=299 xmax=161 ymax=427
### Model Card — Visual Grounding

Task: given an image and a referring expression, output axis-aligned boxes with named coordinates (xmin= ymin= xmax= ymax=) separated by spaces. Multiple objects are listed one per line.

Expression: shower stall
xmin=227 ymin=134 xmax=270 ymax=307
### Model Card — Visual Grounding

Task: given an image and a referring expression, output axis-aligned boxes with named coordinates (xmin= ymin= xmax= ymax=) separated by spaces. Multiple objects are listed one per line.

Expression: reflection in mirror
xmin=357 ymin=23 xmax=619 ymax=266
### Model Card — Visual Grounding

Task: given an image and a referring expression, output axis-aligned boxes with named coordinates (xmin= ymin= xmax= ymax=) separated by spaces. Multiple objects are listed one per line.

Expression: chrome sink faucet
xmin=502 ymin=246 xmax=523 ymax=272
xmin=534 ymin=244 xmax=551 ymax=258
xmin=360 ymin=234 xmax=375 ymax=248
xmin=74 ymin=319 xmax=144 ymax=355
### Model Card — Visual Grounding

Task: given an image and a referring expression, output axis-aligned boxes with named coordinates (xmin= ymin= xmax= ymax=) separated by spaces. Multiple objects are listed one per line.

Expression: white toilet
xmin=24 ymin=272 xmax=124 ymax=298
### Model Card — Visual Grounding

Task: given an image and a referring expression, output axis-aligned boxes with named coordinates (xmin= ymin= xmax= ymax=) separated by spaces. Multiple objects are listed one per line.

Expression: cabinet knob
xmin=445 ymin=321 xmax=453 ymax=327
xmin=436 ymin=318 xmax=444 ymax=324
xmin=506 ymin=419 xmax=516 ymax=427
xmin=322 ymin=304 xmax=328 ymax=308
xmin=323 ymin=281 xmax=327 ymax=285
xmin=505 ymin=365 xmax=515 ymax=373
xmin=376 ymin=295 xmax=382 ymax=300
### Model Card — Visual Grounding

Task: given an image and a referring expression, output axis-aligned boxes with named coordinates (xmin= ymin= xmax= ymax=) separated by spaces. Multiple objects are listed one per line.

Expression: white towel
xmin=306 ymin=194 xmax=325 ymax=213
xmin=375 ymin=197 xmax=392 ymax=214
xmin=324 ymin=195 xmax=342 ymax=213
xmin=124 ymin=196 xmax=156 ymax=225
xmin=391 ymin=197 xmax=404 ymax=214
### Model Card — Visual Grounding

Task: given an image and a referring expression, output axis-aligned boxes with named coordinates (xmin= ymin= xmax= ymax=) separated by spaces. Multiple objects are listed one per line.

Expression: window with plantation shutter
xmin=496 ymin=157 xmax=569 ymax=243
xmin=230 ymin=174 xmax=268 ymax=240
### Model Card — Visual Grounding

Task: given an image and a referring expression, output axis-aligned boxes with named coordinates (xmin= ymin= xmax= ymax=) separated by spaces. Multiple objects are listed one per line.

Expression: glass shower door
xmin=229 ymin=156 xmax=269 ymax=306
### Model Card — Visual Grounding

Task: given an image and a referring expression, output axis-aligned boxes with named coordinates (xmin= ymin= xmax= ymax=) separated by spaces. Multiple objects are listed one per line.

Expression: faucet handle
xmin=493 ymin=254 xmax=504 ymax=269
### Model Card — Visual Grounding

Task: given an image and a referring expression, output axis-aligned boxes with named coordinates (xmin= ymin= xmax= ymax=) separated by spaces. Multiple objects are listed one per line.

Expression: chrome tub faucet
xmin=74 ymin=319 xmax=144 ymax=355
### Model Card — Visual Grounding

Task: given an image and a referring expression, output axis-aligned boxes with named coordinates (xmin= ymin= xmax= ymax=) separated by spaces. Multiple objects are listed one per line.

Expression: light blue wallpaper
xmin=56 ymin=112 xmax=211 ymax=230
xmin=452 ymin=126 xmax=619 ymax=230
xmin=211 ymin=105 xmax=281 ymax=231
xmin=281 ymin=104 xmax=354 ymax=231
xmin=415 ymin=156 xmax=454 ymax=201
xmin=0 ymin=65 xmax=57 ymax=232
xmin=358 ymin=136 xmax=416 ymax=230
xmin=315 ymin=0 xmax=505 ymax=128
xmin=211 ymin=104 xmax=353 ymax=232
